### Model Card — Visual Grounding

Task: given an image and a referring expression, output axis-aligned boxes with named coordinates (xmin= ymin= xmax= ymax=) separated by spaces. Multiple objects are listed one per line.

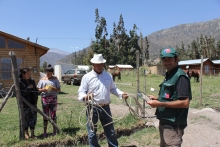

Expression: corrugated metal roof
xmin=116 ymin=64 xmax=133 ymax=68
xmin=77 ymin=65 xmax=90 ymax=70
xmin=212 ymin=60 xmax=220 ymax=64
xmin=108 ymin=66 xmax=114 ymax=68
xmin=178 ymin=58 xmax=209 ymax=65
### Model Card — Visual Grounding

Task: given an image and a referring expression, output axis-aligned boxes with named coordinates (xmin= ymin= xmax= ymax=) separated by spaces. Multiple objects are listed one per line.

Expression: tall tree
xmin=191 ymin=40 xmax=200 ymax=59
xmin=216 ymin=39 xmax=220 ymax=59
xmin=200 ymin=34 xmax=206 ymax=57
xmin=144 ymin=36 xmax=149 ymax=66
xmin=128 ymin=24 xmax=140 ymax=67
xmin=92 ymin=8 xmax=108 ymax=61
xmin=42 ymin=61 xmax=47 ymax=73
xmin=139 ymin=32 xmax=144 ymax=65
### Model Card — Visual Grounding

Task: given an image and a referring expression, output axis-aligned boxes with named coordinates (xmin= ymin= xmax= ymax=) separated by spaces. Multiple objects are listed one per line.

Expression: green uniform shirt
xmin=156 ymin=66 xmax=192 ymax=125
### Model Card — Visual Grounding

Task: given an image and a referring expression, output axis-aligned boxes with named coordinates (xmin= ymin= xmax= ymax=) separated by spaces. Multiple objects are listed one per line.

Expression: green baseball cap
xmin=160 ymin=47 xmax=178 ymax=58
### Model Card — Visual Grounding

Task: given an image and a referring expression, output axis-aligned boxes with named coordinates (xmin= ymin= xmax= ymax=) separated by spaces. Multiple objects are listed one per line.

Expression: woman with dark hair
xmin=37 ymin=64 xmax=61 ymax=138
xmin=19 ymin=68 xmax=38 ymax=139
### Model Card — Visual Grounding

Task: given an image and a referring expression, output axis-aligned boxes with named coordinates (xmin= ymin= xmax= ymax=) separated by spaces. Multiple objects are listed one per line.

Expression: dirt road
xmin=111 ymin=104 xmax=220 ymax=147
xmin=182 ymin=108 xmax=220 ymax=147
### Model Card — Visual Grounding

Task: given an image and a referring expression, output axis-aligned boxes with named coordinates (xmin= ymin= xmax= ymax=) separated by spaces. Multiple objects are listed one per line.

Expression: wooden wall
xmin=0 ymin=35 xmax=47 ymax=90
xmin=148 ymin=65 xmax=166 ymax=76
xmin=179 ymin=60 xmax=215 ymax=75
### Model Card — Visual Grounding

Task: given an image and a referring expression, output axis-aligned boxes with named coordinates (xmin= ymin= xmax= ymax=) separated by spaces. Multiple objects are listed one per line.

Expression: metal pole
xmin=136 ymin=50 xmax=140 ymax=114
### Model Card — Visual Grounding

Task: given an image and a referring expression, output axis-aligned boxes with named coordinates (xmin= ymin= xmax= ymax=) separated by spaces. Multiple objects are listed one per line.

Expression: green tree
xmin=139 ymin=32 xmax=144 ymax=65
xmin=144 ymin=36 xmax=149 ymax=65
xmin=200 ymin=34 xmax=206 ymax=57
xmin=216 ymin=39 xmax=220 ymax=59
xmin=91 ymin=8 xmax=109 ymax=65
xmin=191 ymin=40 xmax=200 ymax=59
xmin=128 ymin=24 xmax=140 ymax=67
xmin=42 ymin=61 xmax=47 ymax=73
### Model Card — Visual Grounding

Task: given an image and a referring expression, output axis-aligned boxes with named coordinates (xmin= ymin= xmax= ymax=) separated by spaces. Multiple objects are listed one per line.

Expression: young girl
xmin=19 ymin=68 xmax=38 ymax=139
xmin=37 ymin=64 xmax=61 ymax=138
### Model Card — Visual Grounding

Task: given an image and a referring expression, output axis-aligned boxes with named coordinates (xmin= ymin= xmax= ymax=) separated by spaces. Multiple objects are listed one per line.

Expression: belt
xmin=87 ymin=102 xmax=110 ymax=107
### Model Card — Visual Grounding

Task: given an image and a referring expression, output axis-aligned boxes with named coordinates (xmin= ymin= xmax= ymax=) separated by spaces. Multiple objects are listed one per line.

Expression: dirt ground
xmin=110 ymin=104 xmax=220 ymax=147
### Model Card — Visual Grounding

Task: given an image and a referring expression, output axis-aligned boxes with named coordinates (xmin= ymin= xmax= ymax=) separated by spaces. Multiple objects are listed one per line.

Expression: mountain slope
xmin=148 ymin=18 xmax=220 ymax=54
xmin=40 ymin=48 xmax=70 ymax=66
xmin=42 ymin=18 xmax=220 ymax=65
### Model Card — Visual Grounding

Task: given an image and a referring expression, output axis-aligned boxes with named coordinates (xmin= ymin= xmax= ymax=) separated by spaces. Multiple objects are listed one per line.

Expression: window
xmin=8 ymin=39 xmax=25 ymax=49
xmin=66 ymin=70 xmax=74 ymax=74
xmin=77 ymin=70 xmax=86 ymax=74
xmin=0 ymin=36 xmax=6 ymax=48
xmin=0 ymin=58 xmax=22 ymax=79
xmin=204 ymin=65 xmax=210 ymax=74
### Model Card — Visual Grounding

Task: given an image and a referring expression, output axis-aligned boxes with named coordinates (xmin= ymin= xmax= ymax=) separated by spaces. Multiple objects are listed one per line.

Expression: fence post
xmin=9 ymin=51 xmax=25 ymax=140
xmin=142 ymin=69 xmax=146 ymax=117
xmin=199 ymin=55 xmax=203 ymax=106
xmin=136 ymin=50 xmax=140 ymax=114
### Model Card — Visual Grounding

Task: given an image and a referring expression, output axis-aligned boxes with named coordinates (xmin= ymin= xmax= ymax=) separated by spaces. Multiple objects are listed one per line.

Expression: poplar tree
xmin=144 ymin=36 xmax=149 ymax=65
xmin=139 ymin=32 xmax=144 ymax=66
xmin=216 ymin=39 xmax=220 ymax=59
xmin=200 ymin=34 xmax=206 ymax=57
xmin=191 ymin=40 xmax=200 ymax=59
xmin=92 ymin=8 xmax=108 ymax=61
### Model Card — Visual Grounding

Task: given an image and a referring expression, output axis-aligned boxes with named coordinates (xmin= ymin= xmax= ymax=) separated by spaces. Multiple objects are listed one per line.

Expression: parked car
xmin=61 ymin=69 xmax=87 ymax=85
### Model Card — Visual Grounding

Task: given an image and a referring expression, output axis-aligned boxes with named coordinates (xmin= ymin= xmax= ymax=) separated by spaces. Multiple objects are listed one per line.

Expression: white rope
xmin=125 ymin=93 xmax=156 ymax=127
xmin=79 ymin=93 xmax=156 ymax=132
xmin=78 ymin=93 xmax=129 ymax=132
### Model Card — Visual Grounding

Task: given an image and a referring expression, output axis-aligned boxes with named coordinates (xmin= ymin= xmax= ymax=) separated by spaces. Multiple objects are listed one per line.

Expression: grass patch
xmin=191 ymin=115 xmax=212 ymax=124
xmin=0 ymin=73 xmax=220 ymax=146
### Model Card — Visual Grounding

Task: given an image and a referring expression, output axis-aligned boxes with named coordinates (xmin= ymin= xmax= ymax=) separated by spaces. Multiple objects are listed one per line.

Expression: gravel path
xmin=111 ymin=104 xmax=220 ymax=147
xmin=182 ymin=108 xmax=220 ymax=147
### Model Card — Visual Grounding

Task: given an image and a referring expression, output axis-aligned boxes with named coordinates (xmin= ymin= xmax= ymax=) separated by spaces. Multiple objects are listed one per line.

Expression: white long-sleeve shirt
xmin=78 ymin=70 xmax=123 ymax=104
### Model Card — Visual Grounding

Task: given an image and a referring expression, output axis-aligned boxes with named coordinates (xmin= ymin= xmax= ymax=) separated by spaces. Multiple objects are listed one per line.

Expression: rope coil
xmin=79 ymin=93 xmax=156 ymax=132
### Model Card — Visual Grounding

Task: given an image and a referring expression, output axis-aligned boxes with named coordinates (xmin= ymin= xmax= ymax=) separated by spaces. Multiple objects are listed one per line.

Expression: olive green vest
xmin=156 ymin=67 xmax=192 ymax=125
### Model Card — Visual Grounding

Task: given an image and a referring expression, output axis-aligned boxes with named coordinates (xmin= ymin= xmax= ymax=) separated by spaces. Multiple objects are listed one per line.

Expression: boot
xmin=30 ymin=129 xmax=36 ymax=139
xmin=25 ymin=130 xmax=29 ymax=139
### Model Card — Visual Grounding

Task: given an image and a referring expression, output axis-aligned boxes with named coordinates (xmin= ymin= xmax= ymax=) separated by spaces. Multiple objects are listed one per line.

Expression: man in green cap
xmin=147 ymin=47 xmax=192 ymax=147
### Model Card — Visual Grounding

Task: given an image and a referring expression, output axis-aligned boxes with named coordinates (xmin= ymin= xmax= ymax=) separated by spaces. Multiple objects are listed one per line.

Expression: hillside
xmin=57 ymin=46 xmax=90 ymax=64
xmin=148 ymin=18 xmax=220 ymax=54
xmin=42 ymin=18 xmax=220 ymax=65
xmin=40 ymin=48 xmax=70 ymax=66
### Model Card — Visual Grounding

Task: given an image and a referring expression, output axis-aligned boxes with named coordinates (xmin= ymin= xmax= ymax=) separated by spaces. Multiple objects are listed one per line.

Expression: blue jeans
xmin=86 ymin=105 xmax=118 ymax=147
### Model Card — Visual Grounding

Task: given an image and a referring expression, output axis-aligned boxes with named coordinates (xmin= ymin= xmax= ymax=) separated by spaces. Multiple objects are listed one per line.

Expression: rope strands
xmin=79 ymin=93 xmax=156 ymax=132
xmin=79 ymin=93 xmax=129 ymax=132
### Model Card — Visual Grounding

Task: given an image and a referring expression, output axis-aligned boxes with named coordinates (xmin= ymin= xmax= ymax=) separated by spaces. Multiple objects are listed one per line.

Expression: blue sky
xmin=1 ymin=0 xmax=220 ymax=53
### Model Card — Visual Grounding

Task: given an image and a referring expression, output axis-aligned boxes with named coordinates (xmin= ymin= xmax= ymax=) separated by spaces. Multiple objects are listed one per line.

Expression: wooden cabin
xmin=114 ymin=64 xmax=133 ymax=71
xmin=178 ymin=58 xmax=214 ymax=75
xmin=107 ymin=65 xmax=115 ymax=72
xmin=148 ymin=65 xmax=166 ymax=76
xmin=0 ymin=31 xmax=49 ymax=89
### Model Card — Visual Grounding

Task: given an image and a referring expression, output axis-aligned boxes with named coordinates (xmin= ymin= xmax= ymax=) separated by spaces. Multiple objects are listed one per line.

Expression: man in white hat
xmin=78 ymin=54 xmax=128 ymax=147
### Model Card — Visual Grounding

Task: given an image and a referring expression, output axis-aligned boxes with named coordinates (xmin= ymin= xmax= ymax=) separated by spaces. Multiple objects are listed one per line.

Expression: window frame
xmin=0 ymin=57 xmax=23 ymax=80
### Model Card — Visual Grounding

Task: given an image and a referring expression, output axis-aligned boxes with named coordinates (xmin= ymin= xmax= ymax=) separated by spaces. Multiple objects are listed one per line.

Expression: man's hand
xmin=84 ymin=93 xmax=94 ymax=101
xmin=147 ymin=100 xmax=162 ymax=108
xmin=122 ymin=93 xmax=129 ymax=99
xmin=148 ymin=95 xmax=158 ymax=100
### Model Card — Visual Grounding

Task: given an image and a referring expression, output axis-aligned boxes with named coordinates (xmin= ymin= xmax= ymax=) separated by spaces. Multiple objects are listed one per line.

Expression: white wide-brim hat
xmin=90 ymin=54 xmax=106 ymax=64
